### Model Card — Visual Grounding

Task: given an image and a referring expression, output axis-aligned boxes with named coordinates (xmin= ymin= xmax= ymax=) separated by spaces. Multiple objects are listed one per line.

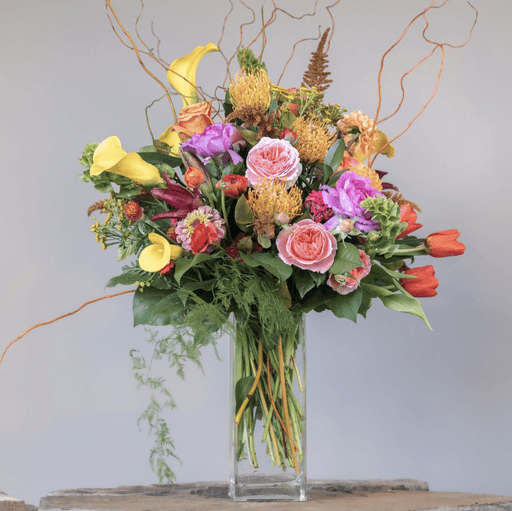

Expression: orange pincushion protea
xmin=124 ymin=201 xmax=143 ymax=221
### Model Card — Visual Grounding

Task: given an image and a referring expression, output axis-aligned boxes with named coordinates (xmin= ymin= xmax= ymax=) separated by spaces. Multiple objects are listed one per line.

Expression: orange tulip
xmin=425 ymin=229 xmax=466 ymax=258
xmin=397 ymin=204 xmax=422 ymax=239
xmin=401 ymin=265 xmax=439 ymax=298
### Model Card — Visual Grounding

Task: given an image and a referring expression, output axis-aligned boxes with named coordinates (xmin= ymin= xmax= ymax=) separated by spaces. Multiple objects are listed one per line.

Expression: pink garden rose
xmin=246 ymin=137 xmax=301 ymax=187
xmin=327 ymin=249 xmax=371 ymax=295
xmin=276 ymin=219 xmax=337 ymax=273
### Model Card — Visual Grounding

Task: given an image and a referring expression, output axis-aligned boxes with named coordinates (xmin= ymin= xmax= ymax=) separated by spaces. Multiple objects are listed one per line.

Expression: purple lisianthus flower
xmin=180 ymin=122 xmax=243 ymax=165
xmin=321 ymin=171 xmax=383 ymax=232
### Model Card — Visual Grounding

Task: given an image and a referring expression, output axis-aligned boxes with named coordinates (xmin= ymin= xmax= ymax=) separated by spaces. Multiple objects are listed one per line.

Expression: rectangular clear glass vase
xmin=228 ymin=313 xmax=306 ymax=501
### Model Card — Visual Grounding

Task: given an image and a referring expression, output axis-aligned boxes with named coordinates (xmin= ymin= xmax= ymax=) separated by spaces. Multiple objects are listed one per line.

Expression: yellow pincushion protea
xmin=350 ymin=162 xmax=383 ymax=191
xmin=292 ymin=116 xmax=335 ymax=163
xmin=229 ymin=69 xmax=271 ymax=110
xmin=139 ymin=233 xmax=183 ymax=273
xmin=247 ymin=180 xmax=302 ymax=222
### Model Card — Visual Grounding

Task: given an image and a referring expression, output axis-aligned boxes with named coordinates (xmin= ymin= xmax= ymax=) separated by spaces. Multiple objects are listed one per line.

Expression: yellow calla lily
xmin=90 ymin=136 xmax=162 ymax=186
xmin=167 ymin=42 xmax=219 ymax=106
xmin=139 ymin=233 xmax=183 ymax=273
xmin=158 ymin=127 xmax=181 ymax=157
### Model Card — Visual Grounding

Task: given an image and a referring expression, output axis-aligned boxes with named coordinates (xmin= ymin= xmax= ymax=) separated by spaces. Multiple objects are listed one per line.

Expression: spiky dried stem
xmin=301 ymin=28 xmax=333 ymax=93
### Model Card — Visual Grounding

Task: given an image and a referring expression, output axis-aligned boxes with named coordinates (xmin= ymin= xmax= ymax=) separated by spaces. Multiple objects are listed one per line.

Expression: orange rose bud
xmin=184 ymin=166 xmax=205 ymax=188
xmin=401 ymin=265 xmax=439 ymax=298
xmin=216 ymin=174 xmax=249 ymax=197
xmin=425 ymin=229 xmax=466 ymax=258
xmin=397 ymin=203 xmax=423 ymax=239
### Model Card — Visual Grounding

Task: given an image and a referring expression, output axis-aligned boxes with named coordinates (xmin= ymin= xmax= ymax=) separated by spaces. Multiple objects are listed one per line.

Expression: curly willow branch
xmin=277 ymin=28 xmax=322 ymax=87
xmin=106 ymin=1 xmax=223 ymax=122
xmin=325 ymin=0 xmax=342 ymax=52
xmin=224 ymin=0 xmax=324 ymax=88
xmin=370 ymin=0 xmax=478 ymax=167
xmin=135 ymin=0 xmax=152 ymax=56
xmin=0 ymin=289 xmax=136 ymax=369
xmin=218 ymin=0 xmax=234 ymax=87
xmin=105 ymin=0 xmax=177 ymax=122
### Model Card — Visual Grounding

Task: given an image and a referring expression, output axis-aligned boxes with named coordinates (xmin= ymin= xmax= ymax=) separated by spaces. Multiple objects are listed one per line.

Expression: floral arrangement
xmin=2 ymin=0 xmax=476 ymax=490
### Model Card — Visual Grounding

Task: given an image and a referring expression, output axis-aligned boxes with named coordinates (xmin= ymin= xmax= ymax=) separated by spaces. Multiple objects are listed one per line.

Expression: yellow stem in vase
xmin=235 ymin=341 xmax=263 ymax=424
xmin=278 ymin=337 xmax=300 ymax=472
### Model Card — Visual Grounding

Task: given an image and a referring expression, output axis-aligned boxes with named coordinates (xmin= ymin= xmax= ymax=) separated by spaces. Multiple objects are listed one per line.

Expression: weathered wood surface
xmin=34 ymin=480 xmax=512 ymax=511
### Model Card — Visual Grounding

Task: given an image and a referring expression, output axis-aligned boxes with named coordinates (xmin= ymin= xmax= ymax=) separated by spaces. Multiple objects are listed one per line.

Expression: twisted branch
xmin=0 ymin=290 xmax=136 ymax=369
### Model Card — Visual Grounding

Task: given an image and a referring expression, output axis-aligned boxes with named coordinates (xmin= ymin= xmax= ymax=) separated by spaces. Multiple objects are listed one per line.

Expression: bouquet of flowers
xmin=1 ymin=0 xmax=474 ymax=502
xmin=78 ymin=20 xmax=468 ymax=491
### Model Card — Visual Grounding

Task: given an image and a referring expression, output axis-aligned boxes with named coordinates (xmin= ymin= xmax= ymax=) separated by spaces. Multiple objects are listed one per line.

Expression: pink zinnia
xmin=176 ymin=206 xmax=225 ymax=252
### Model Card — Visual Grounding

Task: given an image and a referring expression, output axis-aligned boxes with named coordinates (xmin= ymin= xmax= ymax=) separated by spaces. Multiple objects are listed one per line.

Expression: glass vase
xmin=228 ymin=313 xmax=306 ymax=501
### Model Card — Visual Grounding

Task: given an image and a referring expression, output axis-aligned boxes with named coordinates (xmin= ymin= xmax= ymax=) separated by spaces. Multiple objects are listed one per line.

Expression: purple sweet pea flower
xmin=180 ymin=122 xmax=243 ymax=165
xmin=321 ymin=171 xmax=383 ymax=232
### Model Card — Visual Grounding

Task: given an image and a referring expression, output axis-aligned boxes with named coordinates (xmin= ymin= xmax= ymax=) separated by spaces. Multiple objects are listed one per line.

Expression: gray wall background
xmin=1 ymin=0 xmax=511 ymax=505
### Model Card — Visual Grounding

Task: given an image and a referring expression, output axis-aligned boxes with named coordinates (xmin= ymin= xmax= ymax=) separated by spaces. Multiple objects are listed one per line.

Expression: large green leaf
xmin=294 ymin=269 xmax=316 ymax=299
xmin=241 ymin=252 xmax=292 ymax=283
xmin=329 ymin=243 xmax=363 ymax=275
xmin=301 ymin=287 xmax=333 ymax=313
xmin=358 ymin=287 xmax=372 ymax=318
xmin=138 ymin=151 xmax=182 ymax=168
xmin=327 ymin=286 xmax=363 ymax=322
xmin=234 ymin=195 xmax=254 ymax=232
xmin=362 ymin=283 xmax=431 ymax=328
xmin=322 ymin=138 xmax=345 ymax=183
xmin=107 ymin=272 xmax=148 ymax=288
xmin=310 ymin=270 xmax=326 ymax=287
xmin=235 ymin=376 xmax=255 ymax=413
xmin=133 ymin=287 xmax=177 ymax=326
xmin=174 ymin=253 xmax=212 ymax=284
xmin=147 ymin=291 xmax=188 ymax=324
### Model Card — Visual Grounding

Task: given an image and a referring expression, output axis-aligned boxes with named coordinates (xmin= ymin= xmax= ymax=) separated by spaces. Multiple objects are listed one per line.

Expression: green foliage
xmin=320 ymin=103 xmax=346 ymax=124
xmin=138 ymin=150 xmax=182 ymax=169
xmin=237 ymin=46 xmax=267 ymax=74
xmin=327 ymin=286 xmax=363 ymax=322
xmin=329 ymin=242 xmax=363 ymax=275
xmin=241 ymin=251 xmax=292 ymax=283
xmin=235 ymin=376 xmax=255 ymax=411
xmin=78 ymin=142 xmax=98 ymax=172
xmin=107 ymin=263 xmax=148 ymax=287
xmin=130 ymin=327 xmax=208 ymax=484
xmin=362 ymin=283 xmax=431 ymax=328
xmin=323 ymin=138 xmax=345 ymax=183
